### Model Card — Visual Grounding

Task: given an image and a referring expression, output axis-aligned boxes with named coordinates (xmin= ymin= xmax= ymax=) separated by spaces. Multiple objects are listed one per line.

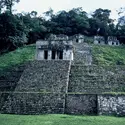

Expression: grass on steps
xmin=0 ymin=44 xmax=35 ymax=71
xmin=0 ymin=114 xmax=125 ymax=125
xmin=92 ymin=45 xmax=125 ymax=66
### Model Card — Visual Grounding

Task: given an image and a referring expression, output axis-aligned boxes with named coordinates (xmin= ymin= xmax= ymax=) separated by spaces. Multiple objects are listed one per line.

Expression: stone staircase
xmin=73 ymin=42 xmax=92 ymax=65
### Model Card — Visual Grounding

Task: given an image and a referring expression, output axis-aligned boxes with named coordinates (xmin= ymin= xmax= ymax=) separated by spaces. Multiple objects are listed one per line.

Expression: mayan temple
xmin=0 ymin=34 xmax=125 ymax=116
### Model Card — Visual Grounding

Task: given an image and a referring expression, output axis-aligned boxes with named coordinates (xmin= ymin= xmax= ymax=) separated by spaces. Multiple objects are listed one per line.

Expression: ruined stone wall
xmin=94 ymin=36 xmax=105 ymax=45
xmin=65 ymin=94 xmax=97 ymax=115
xmin=36 ymin=40 xmax=73 ymax=61
xmin=1 ymin=93 xmax=125 ymax=116
xmin=98 ymin=94 xmax=125 ymax=116
xmin=107 ymin=36 xmax=120 ymax=46
xmin=65 ymin=94 xmax=125 ymax=116
xmin=0 ymin=93 xmax=65 ymax=115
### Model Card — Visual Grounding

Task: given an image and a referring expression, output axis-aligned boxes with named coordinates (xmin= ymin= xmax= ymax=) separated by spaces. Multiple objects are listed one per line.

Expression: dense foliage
xmin=0 ymin=1 xmax=125 ymax=54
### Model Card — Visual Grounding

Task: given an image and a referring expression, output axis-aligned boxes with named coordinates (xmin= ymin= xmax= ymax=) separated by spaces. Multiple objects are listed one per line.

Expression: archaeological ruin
xmin=73 ymin=34 xmax=84 ymax=43
xmin=107 ymin=36 xmax=120 ymax=46
xmin=0 ymin=34 xmax=125 ymax=116
xmin=36 ymin=40 xmax=73 ymax=60
xmin=94 ymin=36 xmax=105 ymax=45
xmin=94 ymin=36 xmax=120 ymax=46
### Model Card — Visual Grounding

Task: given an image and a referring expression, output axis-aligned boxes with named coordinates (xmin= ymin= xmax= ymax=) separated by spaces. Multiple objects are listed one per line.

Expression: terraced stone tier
xmin=68 ymin=65 xmax=125 ymax=94
xmin=15 ymin=60 xmax=71 ymax=93
xmin=0 ymin=60 xmax=71 ymax=115
xmin=0 ymin=64 xmax=27 ymax=92
xmin=0 ymin=93 xmax=65 ymax=114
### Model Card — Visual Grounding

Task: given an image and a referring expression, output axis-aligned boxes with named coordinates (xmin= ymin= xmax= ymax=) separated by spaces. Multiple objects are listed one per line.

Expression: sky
xmin=13 ymin=0 xmax=125 ymax=19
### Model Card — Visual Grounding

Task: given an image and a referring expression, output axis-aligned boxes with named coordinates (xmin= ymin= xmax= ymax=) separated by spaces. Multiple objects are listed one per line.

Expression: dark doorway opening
xmin=44 ymin=50 xmax=48 ymax=59
xmin=59 ymin=51 xmax=63 ymax=59
xmin=52 ymin=51 xmax=56 ymax=59
xmin=76 ymin=39 xmax=79 ymax=43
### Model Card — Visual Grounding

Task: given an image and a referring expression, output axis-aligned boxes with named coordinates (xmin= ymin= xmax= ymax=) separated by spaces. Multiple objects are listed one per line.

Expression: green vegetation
xmin=0 ymin=0 xmax=125 ymax=54
xmin=0 ymin=114 xmax=125 ymax=125
xmin=92 ymin=45 xmax=125 ymax=66
xmin=1 ymin=43 xmax=125 ymax=73
xmin=0 ymin=44 xmax=35 ymax=72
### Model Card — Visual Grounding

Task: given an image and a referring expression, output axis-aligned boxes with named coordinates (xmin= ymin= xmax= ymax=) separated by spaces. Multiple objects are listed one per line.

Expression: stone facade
xmin=94 ymin=36 xmax=120 ymax=46
xmin=36 ymin=40 xmax=73 ymax=60
xmin=1 ymin=92 xmax=125 ymax=116
xmin=65 ymin=94 xmax=97 ymax=115
xmin=98 ymin=95 xmax=125 ymax=116
xmin=0 ymin=93 xmax=65 ymax=114
xmin=74 ymin=34 xmax=84 ymax=43
xmin=94 ymin=36 xmax=105 ymax=45
xmin=107 ymin=36 xmax=120 ymax=46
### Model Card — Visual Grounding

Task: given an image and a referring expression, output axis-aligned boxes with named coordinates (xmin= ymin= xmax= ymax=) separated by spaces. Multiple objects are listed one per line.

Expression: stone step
xmin=70 ymin=70 xmax=103 ymax=75
xmin=68 ymin=80 xmax=125 ymax=93
xmin=71 ymin=64 xmax=101 ymax=68
xmin=0 ymin=93 xmax=65 ymax=114
xmin=68 ymin=87 xmax=122 ymax=94
xmin=70 ymin=69 xmax=103 ymax=74
xmin=69 ymin=79 xmax=104 ymax=85
xmin=70 ymin=76 xmax=103 ymax=81
xmin=0 ymin=81 xmax=16 ymax=88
